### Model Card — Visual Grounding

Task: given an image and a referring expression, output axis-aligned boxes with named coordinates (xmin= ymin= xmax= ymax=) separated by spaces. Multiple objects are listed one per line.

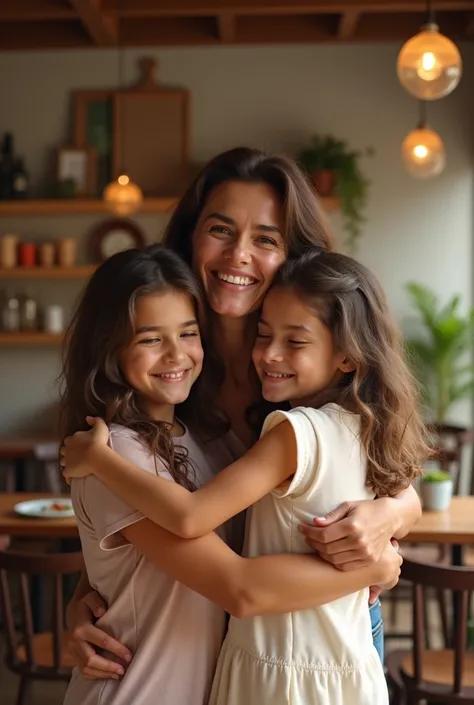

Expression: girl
xmin=61 ymin=245 xmax=401 ymax=705
xmin=65 ymin=148 xmax=421 ymax=675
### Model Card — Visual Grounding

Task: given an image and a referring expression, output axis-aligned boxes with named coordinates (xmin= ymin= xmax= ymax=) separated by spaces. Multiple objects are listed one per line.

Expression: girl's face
xmin=193 ymin=180 xmax=287 ymax=319
xmin=119 ymin=290 xmax=204 ymax=420
xmin=252 ymin=287 xmax=351 ymax=407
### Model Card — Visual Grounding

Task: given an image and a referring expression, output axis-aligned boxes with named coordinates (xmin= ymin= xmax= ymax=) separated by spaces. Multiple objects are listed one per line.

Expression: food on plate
xmin=42 ymin=501 xmax=71 ymax=512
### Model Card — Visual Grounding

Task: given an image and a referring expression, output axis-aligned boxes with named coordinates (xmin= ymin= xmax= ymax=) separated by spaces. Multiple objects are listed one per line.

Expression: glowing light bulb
xmin=103 ymin=174 xmax=143 ymax=217
xmin=413 ymin=144 xmax=429 ymax=159
xmin=397 ymin=23 xmax=462 ymax=100
xmin=417 ymin=51 xmax=442 ymax=81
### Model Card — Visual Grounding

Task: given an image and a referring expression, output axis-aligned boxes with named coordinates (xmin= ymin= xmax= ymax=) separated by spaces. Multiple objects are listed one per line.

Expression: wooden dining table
xmin=0 ymin=492 xmax=78 ymax=538
xmin=404 ymin=495 xmax=474 ymax=641
xmin=405 ymin=495 xmax=474 ymax=560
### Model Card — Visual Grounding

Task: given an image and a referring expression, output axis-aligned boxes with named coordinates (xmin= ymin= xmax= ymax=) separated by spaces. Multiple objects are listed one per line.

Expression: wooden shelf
xmin=0 ymin=333 xmax=63 ymax=346
xmin=0 ymin=196 xmax=339 ymax=216
xmin=0 ymin=266 xmax=96 ymax=279
xmin=0 ymin=197 xmax=178 ymax=216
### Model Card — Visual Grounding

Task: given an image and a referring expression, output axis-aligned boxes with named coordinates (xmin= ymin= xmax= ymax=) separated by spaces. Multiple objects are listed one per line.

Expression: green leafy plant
xmin=405 ymin=282 xmax=474 ymax=423
xmin=422 ymin=470 xmax=452 ymax=483
xmin=297 ymin=134 xmax=374 ymax=252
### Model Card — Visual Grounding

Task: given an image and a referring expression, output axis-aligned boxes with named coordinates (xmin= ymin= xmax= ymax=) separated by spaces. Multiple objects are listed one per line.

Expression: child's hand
xmin=60 ymin=417 xmax=110 ymax=482
xmin=375 ymin=539 xmax=402 ymax=591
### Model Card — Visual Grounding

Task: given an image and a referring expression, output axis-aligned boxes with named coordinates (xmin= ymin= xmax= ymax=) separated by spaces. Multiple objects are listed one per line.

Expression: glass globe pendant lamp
xmin=402 ymin=102 xmax=446 ymax=179
xmin=397 ymin=0 xmax=462 ymax=100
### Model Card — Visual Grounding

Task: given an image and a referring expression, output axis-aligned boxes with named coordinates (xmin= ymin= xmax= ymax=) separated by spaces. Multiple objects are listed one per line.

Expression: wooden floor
xmin=0 ymin=598 xmax=442 ymax=705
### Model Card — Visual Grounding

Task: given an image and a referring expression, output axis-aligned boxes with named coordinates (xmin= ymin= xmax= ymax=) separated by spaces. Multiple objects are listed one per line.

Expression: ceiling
xmin=1 ymin=0 xmax=473 ymax=50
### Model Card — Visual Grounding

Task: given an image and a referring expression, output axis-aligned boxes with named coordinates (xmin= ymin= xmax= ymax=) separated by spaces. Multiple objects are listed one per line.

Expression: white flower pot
xmin=420 ymin=479 xmax=453 ymax=511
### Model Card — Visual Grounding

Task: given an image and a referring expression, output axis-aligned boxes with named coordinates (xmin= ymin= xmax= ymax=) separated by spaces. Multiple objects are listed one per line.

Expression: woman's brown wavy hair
xmin=273 ymin=250 xmax=430 ymax=496
xmin=163 ymin=147 xmax=334 ymax=264
xmin=59 ymin=244 xmax=226 ymax=490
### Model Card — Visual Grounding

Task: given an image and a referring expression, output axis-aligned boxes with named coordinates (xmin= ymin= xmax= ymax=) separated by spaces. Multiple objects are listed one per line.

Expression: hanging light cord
xmin=418 ymin=100 xmax=427 ymax=129
xmin=426 ymin=0 xmax=436 ymax=25
xmin=117 ymin=0 xmax=125 ymax=176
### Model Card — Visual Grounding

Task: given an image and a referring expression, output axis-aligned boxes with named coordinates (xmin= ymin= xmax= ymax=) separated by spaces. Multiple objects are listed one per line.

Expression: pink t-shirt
xmin=64 ymin=423 xmax=245 ymax=705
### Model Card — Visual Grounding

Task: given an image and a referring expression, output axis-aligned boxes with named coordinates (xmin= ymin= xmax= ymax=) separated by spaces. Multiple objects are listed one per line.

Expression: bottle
xmin=0 ymin=133 xmax=15 ymax=200
xmin=20 ymin=291 xmax=40 ymax=332
xmin=44 ymin=304 xmax=64 ymax=334
xmin=11 ymin=157 xmax=29 ymax=199
xmin=2 ymin=292 xmax=21 ymax=331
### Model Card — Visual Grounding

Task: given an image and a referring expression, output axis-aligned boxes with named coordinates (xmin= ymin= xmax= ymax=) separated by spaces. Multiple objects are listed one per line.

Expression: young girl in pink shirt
xmin=61 ymin=245 xmax=400 ymax=705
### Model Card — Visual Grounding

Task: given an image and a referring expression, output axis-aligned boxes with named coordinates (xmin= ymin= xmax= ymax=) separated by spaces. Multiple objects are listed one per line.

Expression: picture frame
xmin=73 ymin=90 xmax=114 ymax=194
xmin=56 ymin=145 xmax=98 ymax=198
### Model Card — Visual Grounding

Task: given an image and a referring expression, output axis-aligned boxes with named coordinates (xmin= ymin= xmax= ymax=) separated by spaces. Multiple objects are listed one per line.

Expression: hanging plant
xmin=297 ymin=134 xmax=374 ymax=252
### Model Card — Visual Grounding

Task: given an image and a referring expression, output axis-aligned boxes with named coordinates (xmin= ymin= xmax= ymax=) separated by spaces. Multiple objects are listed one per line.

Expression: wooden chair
xmin=427 ymin=423 xmax=474 ymax=495
xmin=386 ymin=557 xmax=474 ymax=704
xmin=0 ymin=549 xmax=83 ymax=705
xmin=385 ymin=424 xmax=474 ymax=639
xmin=33 ymin=441 xmax=63 ymax=494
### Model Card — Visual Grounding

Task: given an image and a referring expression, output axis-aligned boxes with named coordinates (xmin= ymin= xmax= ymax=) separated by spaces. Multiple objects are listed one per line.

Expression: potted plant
xmin=297 ymin=134 xmax=374 ymax=252
xmin=420 ymin=470 xmax=453 ymax=511
xmin=405 ymin=282 xmax=474 ymax=423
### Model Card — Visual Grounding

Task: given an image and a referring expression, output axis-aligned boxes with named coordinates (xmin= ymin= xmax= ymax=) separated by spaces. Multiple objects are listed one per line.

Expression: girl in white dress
xmin=63 ymin=251 xmax=428 ymax=705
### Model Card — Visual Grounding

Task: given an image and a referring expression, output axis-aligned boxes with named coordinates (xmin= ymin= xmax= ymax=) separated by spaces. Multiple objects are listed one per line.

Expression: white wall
xmin=0 ymin=43 xmax=473 ymax=439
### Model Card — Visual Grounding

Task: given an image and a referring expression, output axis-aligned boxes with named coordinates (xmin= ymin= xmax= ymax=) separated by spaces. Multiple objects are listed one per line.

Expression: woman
xmin=65 ymin=147 xmax=421 ymax=678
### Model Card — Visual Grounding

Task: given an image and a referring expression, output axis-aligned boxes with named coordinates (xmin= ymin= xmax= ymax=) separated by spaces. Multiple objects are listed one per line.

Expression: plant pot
xmin=420 ymin=479 xmax=453 ymax=511
xmin=312 ymin=170 xmax=337 ymax=197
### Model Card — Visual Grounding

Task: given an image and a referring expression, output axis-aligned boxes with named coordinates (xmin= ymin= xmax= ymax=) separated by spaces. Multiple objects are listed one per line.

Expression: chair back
xmin=0 ymin=550 xmax=83 ymax=676
xmin=427 ymin=424 xmax=474 ymax=494
xmin=401 ymin=557 xmax=474 ymax=697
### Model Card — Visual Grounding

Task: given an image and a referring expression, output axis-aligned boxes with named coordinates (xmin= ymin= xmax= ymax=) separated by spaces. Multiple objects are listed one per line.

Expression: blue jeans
xmin=370 ymin=599 xmax=384 ymax=663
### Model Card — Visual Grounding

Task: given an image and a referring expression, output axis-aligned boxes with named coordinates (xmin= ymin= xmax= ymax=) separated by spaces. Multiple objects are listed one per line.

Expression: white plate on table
xmin=14 ymin=498 xmax=75 ymax=519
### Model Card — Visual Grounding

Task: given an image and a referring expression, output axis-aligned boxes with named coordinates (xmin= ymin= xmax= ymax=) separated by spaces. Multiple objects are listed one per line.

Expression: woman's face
xmin=192 ymin=181 xmax=287 ymax=319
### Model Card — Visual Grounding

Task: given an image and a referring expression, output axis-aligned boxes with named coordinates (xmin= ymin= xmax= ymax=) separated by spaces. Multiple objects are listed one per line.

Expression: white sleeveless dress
xmin=209 ymin=403 xmax=388 ymax=705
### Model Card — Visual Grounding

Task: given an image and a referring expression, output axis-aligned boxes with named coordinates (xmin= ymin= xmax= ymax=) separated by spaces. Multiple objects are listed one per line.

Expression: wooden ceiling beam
xmin=217 ymin=12 xmax=235 ymax=41
xmin=338 ymin=11 xmax=360 ymax=37
xmin=70 ymin=0 xmax=117 ymax=45
xmin=0 ymin=21 xmax=90 ymax=50
xmin=104 ymin=0 xmax=474 ymax=17
xmin=0 ymin=0 xmax=75 ymax=22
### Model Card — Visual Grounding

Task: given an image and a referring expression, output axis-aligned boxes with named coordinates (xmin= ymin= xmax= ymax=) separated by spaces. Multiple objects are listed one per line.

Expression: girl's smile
xmin=120 ymin=290 xmax=204 ymax=419
xmin=252 ymin=287 xmax=349 ymax=407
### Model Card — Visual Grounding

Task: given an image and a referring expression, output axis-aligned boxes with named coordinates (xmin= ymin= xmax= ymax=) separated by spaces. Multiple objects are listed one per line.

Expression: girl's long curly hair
xmin=59 ymin=244 xmax=227 ymax=490
xmin=273 ymin=250 xmax=430 ymax=496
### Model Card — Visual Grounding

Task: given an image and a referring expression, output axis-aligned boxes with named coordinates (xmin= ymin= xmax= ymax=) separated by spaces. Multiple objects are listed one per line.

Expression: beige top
xmin=64 ymin=423 xmax=245 ymax=705
xmin=209 ymin=404 xmax=387 ymax=705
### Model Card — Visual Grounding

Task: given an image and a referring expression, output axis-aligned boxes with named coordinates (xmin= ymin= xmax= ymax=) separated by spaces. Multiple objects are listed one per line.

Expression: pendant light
xmin=397 ymin=0 xmax=462 ymax=101
xmin=402 ymin=102 xmax=446 ymax=179
xmin=103 ymin=4 xmax=143 ymax=216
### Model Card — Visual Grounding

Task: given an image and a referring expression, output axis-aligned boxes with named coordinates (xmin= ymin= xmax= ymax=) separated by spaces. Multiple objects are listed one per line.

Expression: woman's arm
xmin=299 ymin=485 xmax=421 ymax=570
xmin=121 ymin=518 xmax=401 ymax=618
xmin=66 ymin=571 xmax=132 ymax=679
xmin=63 ymin=419 xmax=297 ymax=539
